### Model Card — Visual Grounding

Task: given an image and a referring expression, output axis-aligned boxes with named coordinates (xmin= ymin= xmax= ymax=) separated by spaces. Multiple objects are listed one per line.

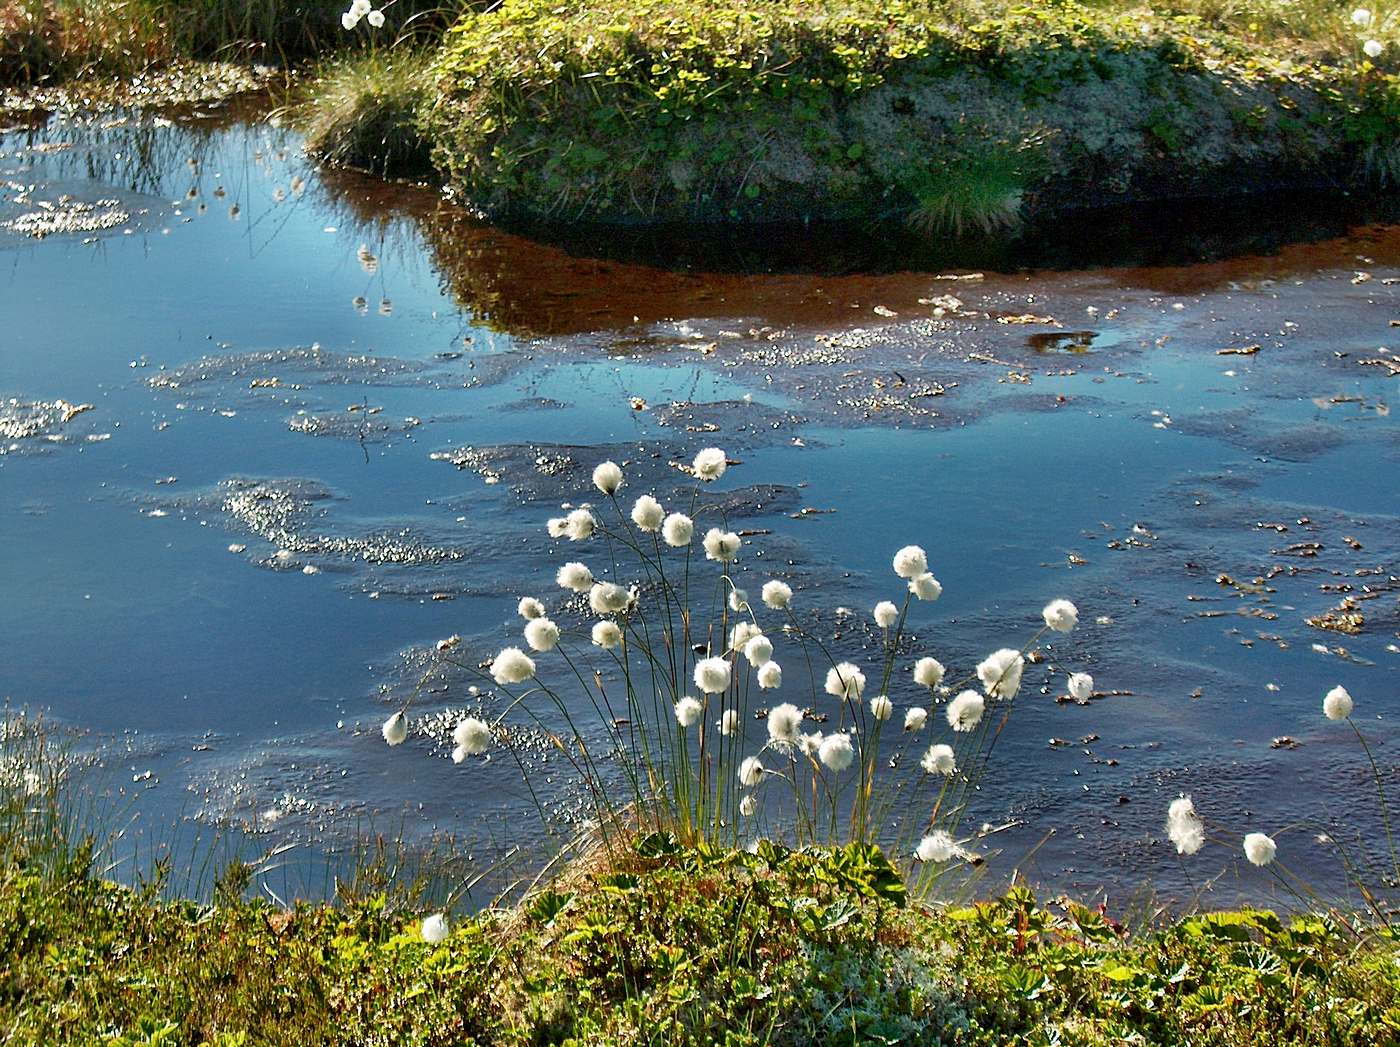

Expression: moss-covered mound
xmin=5 ymin=834 xmax=1400 ymax=1044
xmin=421 ymin=0 xmax=1400 ymax=229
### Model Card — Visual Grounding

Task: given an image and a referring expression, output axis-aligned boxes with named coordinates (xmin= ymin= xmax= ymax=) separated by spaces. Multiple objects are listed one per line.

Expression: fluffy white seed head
xmin=909 ymin=573 xmax=942 ymax=601
xmin=761 ymin=580 xmax=792 ymax=609
xmin=662 ymin=513 xmax=694 ymax=547
xmin=452 ymin=716 xmax=490 ymax=755
xmin=947 ymin=690 xmax=984 ymax=732
xmin=756 ymin=661 xmax=783 ymax=690
xmin=564 ymin=508 xmax=596 ymax=542
xmin=869 ymin=695 xmax=894 ymax=721
xmin=592 ymin=460 xmax=623 ymax=495
xmin=340 ymin=10 xmax=360 ymax=29
xmin=1353 ymin=7 xmax=1373 ymax=26
xmin=893 ymin=545 xmax=928 ymax=579
xmin=591 ymin=620 xmax=622 ymax=649
xmin=1042 ymin=598 xmax=1079 ymax=633
xmin=738 ymin=756 xmax=764 ymax=786
xmin=517 ymin=596 xmax=545 ymax=620
xmin=631 ymin=495 xmax=664 ymax=531
xmin=491 ymin=646 xmax=536 ymax=685
xmin=731 ymin=621 xmax=761 ymax=650
xmin=703 ymin=528 xmax=741 ymax=562
xmin=977 ymin=649 xmax=1025 ymax=700
xmin=1068 ymin=672 xmax=1094 ymax=702
xmin=351 ymin=0 xmax=371 ymax=13
xmin=692 ymin=447 xmax=727 ymax=481
xmin=557 ymin=562 xmax=594 ymax=592
xmin=546 ymin=516 xmax=568 ymax=538
xmin=913 ymin=657 xmax=945 ymax=689
xmin=588 ymin=582 xmax=631 ymax=614
xmin=694 ymin=656 xmax=732 ymax=694
xmin=739 ymin=794 xmax=756 ymax=816
xmin=366 ymin=8 xmax=384 ymax=27
xmin=798 ymin=732 xmax=823 ymax=757
xmin=904 ymin=707 xmax=928 ymax=731
xmin=1365 ymin=38 xmax=1384 ymax=57
xmin=420 ymin=913 xmax=449 ymax=944
xmin=451 ymin=745 xmax=469 ymax=764
xmin=382 ymin=711 xmax=407 ymax=746
xmin=1243 ymin=832 xmax=1277 ymax=867
xmin=1323 ymin=685 xmax=1354 ymax=721
xmin=728 ymin=587 xmax=750 ymax=613
xmin=921 ymin=743 xmax=956 ymax=775
xmin=818 ymin=732 xmax=855 ymax=772
xmin=744 ymin=634 xmax=773 ymax=666
xmin=1166 ymin=796 xmax=1205 ymax=856
xmin=766 ymin=702 xmax=803 ymax=746
xmin=824 ymin=662 xmax=866 ymax=701
xmin=720 ymin=709 xmax=739 ymax=736
xmin=524 ymin=617 xmax=560 ymax=652
xmin=915 ymin=831 xmax=959 ymax=864
xmin=873 ymin=601 xmax=899 ymax=628
xmin=674 ymin=695 xmax=703 ymax=727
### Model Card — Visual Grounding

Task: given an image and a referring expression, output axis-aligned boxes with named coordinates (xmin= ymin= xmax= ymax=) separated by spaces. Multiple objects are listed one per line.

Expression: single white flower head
xmin=340 ymin=10 xmax=360 ymax=29
xmin=452 ymin=716 xmax=490 ymax=756
xmin=818 ymin=732 xmax=855 ymax=772
xmin=592 ymin=460 xmax=622 ymax=495
xmin=913 ymin=657 xmax=945 ymax=689
xmin=739 ymin=794 xmax=756 ymax=816
xmin=1353 ymin=7 xmax=1373 ymax=26
xmin=694 ymin=656 xmax=732 ymax=694
xmin=744 ymin=634 xmax=773 ymax=666
xmin=728 ymin=587 xmax=750 ymax=613
xmin=366 ymin=7 xmax=385 ymax=27
xmin=915 ymin=831 xmax=960 ymax=864
xmin=1365 ymin=37 xmax=1384 ymax=57
xmin=1166 ymin=796 xmax=1205 ymax=856
xmin=564 ymin=508 xmax=596 ymax=541
xmin=588 ymin=582 xmax=631 ymax=615
xmin=720 ymin=709 xmax=739 ymax=736
xmin=382 ymin=711 xmax=407 ymax=746
xmin=1243 ymin=832 xmax=1277 ymax=867
xmin=546 ymin=517 xmax=568 ymax=539
xmin=351 ymin=0 xmax=372 ymax=13
xmin=869 ymin=695 xmax=894 ymax=721
xmin=756 ymin=661 xmax=782 ymax=690
xmin=451 ymin=745 xmax=468 ymax=764
xmin=1323 ymin=685 xmax=1354 ymax=721
xmin=1042 ymin=598 xmax=1079 ymax=633
xmin=524 ymin=617 xmax=560 ymax=652
xmin=591 ymin=620 xmax=622 ymax=649
xmin=557 ymin=561 xmax=594 ymax=592
xmin=662 ymin=512 xmax=694 ymax=547
xmin=517 ymin=596 xmax=545 ymax=620
xmin=947 ymin=690 xmax=984 ymax=732
xmin=798 ymin=732 xmax=824 ymax=757
xmin=893 ymin=545 xmax=928 ymax=579
xmin=904 ymin=707 xmax=928 ymax=731
xmin=1068 ymin=672 xmax=1094 ymax=702
xmin=631 ymin=494 xmax=664 ymax=531
xmin=909 ymin=572 xmax=942 ymax=601
xmin=491 ymin=646 xmax=535 ymax=685
xmin=420 ymin=912 xmax=449 ymax=944
xmin=761 ymin=579 xmax=792 ymax=609
xmin=921 ymin=743 xmax=956 ymax=775
xmin=692 ymin=447 xmax=727 ymax=481
xmin=730 ymin=621 xmax=761 ymax=651
xmin=703 ymin=528 xmax=741 ymax=562
xmin=977 ymin=649 xmax=1025 ymax=700
xmin=674 ymin=695 xmax=703 ymax=727
xmin=738 ymin=755 xmax=764 ymax=786
xmin=766 ymin=702 xmax=803 ymax=746
xmin=824 ymin=662 xmax=866 ymax=701
xmin=873 ymin=601 xmax=899 ymax=628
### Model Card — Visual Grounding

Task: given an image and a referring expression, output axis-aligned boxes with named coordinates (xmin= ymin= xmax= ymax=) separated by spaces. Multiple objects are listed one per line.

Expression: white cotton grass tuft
xmin=692 ymin=447 xmax=727 ymax=481
xmin=351 ymin=0 xmax=371 ymax=14
xmin=420 ymin=913 xmax=449 ymax=944
xmin=557 ymin=562 xmax=594 ymax=592
xmin=824 ymin=662 xmax=866 ymax=701
xmin=1353 ymin=7 xmax=1373 ymax=25
xmin=1067 ymin=672 xmax=1094 ymax=702
xmin=1323 ymin=685 xmax=1354 ymax=721
xmin=921 ymin=743 xmax=956 ymax=775
xmin=946 ymin=690 xmax=984 ymax=732
xmin=517 ymin=596 xmax=545 ymax=620
xmin=491 ymin=647 xmax=536 ymax=685
xmin=591 ymin=620 xmax=622 ymax=649
xmin=913 ymin=657 xmax=945 ymax=689
xmin=1042 ymin=599 xmax=1078 ymax=633
xmin=915 ymin=831 xmax=961 ymax=864
xmin=662 ymin=512 xmax=694 ymax=547
xmin=818 ymin=732 xmax=855 ymax=772
xmin=1243 ymin=832 xmax=1277 ymax=867
xmin=869 ymin=695 xmax=894 ymax=721
xmin=739 ymin=794 xmax=757 ymax=817
xmin=766 ymin=703 xmax=803 ymax=746
xmin=340 ymin=10 xmax=359 ymax=29
xmin=873 ymin=601 xmax=899 ymax=628
xmin=1166 ymin=796 xmax=1205 ymax=856
xmin=756 ymin=661 xmax=783 ymax=689
xmin=452 ymin=716 xmax=490 ymax=756
xmin=523 ymin=617 xmax=560 ymax=652
xmin=674 ymin=696 xmax=703 ymax=727
xmin=892 ymin=545 xmax=928 ymax=579
xmin=702 ymin=528 xmax=741 ymax=562
xmin=564 ymin=508 xmax=596 ymax=541
xmin=743 ymin=634 xmax=773 ymax=666
xmin=908 ymin=573 xmax=942 ymax=601
xmin=977 ymin=648 xmax=1025 ymax=700
xmin=1365 ymin=38 xmax=1384 ymax=57
xmin=588 ymin=582 xmax=631 ymax=614
xmin=631 ymin=495 xmax=664 ymax=531
xmin=762 ymin=580 xmax=792 ymax=609
xmin=694 ymin=656 xmax=731 ymax=694
xmin=382 ymin=711 xmax=407 ymax=746
xmin=592 ymin=460 xmax=623 ymax=495
xmin=366 ymin=8 xmax=384 ymax=27
xmin=904 ymin=707 xmax=928 ymax=731
xmin=798 ymin=732 xmax=823 ymax=757
xmin=546 ymin=517 xmax=568 ymax=539
xmin=729 ymin=623 xmax=760 ymax=652
xmin=728 ymin=587 xmax=750 ymax=613
xmin=720 ymin=709 xmax=739 ymax=736
xmin=738 ymin=756 xmax=764 ymax=786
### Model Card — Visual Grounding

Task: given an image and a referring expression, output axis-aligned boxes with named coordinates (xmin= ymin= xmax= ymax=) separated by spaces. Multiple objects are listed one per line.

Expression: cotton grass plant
xmin=379 ymin=448 xmax=1100 ymax=897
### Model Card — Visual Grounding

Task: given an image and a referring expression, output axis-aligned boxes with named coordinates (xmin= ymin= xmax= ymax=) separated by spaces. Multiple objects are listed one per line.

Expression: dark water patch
xmin=147 ymin=346 xmax=434 ymax=396
xmin=287 ymin=408 xmax=423 ymax=441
